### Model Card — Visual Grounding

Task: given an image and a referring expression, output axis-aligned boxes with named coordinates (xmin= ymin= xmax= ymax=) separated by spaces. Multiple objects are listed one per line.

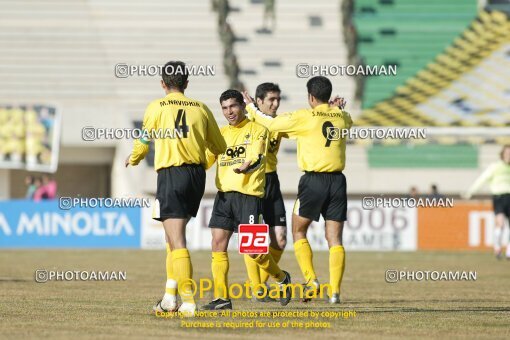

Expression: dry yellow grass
xmin=1 ymin=250 xmax=509 ymax=339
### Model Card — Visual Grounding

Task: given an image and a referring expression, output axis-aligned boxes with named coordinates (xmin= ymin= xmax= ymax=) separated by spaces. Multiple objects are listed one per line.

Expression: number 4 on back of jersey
xmin=175 ymin=109 xmax=189 ymax=138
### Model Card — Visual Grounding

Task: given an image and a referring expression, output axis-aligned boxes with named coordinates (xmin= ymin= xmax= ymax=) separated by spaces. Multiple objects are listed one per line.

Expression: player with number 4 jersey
xmin=127 ymin=61 xmax=226 ymax=317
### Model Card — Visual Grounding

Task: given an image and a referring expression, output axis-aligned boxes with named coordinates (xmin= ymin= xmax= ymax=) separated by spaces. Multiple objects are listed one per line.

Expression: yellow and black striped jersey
xmin=246 ymin=105 xmax=286 ymax=174
xmin=206 ymin=118 xmax=268 ymax=198
xmin=129 ymin=92 xmax=226 ymax=170
xmin=247 ymin=103 xmax=353 ymax=172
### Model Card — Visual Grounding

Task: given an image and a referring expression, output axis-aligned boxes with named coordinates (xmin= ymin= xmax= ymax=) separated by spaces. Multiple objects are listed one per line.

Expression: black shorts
xmin=208 ymin=191 xmax=263 ymax=232
xmin=153 ymin=164 xmax=206 ymax=221
xmin=493 ymin=194 xmax=510 ymax=218
xmin=263 ymin=172 xmax=287 ymax=227
xmin=294 ymin=172 xmax=347 ymax=222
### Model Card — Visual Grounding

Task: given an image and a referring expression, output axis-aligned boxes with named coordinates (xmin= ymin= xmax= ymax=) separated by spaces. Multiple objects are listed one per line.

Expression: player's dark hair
xmin=162 ymin=61 xmax=188 ymax=91
xmin=500 ymin=144 xmax=510 ymax=160
xmin=219 ymin=89 xmax=244 ymax=105
xmin=306 ymin=76 xmax=332 ymax=103
xmin=255 ymin=82 xmax=281 ymax=100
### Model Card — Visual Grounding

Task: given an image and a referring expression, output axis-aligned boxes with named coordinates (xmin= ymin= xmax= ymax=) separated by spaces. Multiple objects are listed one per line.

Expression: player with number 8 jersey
xmin=202 ymin=89 xmax=292 ymax=311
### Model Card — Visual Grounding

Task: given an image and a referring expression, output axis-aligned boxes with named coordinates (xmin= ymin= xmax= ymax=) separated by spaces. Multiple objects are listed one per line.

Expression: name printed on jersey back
xmin=159 ymin=99 xmax=200 ymax=107
xmin=312 ymin=111 xmax=346 ymax=118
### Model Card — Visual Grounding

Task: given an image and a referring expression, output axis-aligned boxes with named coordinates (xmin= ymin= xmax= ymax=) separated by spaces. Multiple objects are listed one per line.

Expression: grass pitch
xmin=1 ymin=250 xmax=509 ymax=339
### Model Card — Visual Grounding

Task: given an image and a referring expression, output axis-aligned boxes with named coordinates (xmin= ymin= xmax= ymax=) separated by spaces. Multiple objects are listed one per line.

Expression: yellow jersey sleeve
xmin=204 ymin=147 xmax=217 ymax=170
xmin=246 ymin=103 xmax=307 ymax=138
xmin=343 ymin=110 xmax=354 ymax=129
xmin=129 ymin=101 xmax=158 ymax=165
xmin=245 ymin=124 xmax=268 ymax=171
xmin=246 ymin=103 xmax=351 ymax=172
xmin=246 ymin=104 xmax=283 ymax=173
xmin=204 ymin=104 xmax=227 ymax=156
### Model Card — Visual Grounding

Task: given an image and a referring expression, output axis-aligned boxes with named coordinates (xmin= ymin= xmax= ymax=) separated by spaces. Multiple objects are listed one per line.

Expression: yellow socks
xmin=165 ymin=243 xmax=177 ymax=296
xmin=259 ymin=247 xmax=283 ymax=283
xmin=329 ymin=245 xmax=345 ymax=295
xmin=294 ymin=239 xmax=317 ymax=284
xmin=172 ymin=248 xmax=194 ymax=304
xmin=212 ymin=252 xmax=229 ymax=300
xmin=244 ymin=254 xmax=261 ymax=294
xmin=252 ymin=253 xmax=285 ymax=282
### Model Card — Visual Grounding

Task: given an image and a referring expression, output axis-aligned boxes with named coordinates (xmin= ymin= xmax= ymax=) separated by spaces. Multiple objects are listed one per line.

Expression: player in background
xmin=125 ymin=61 xmax=226 ymax=316
xmin=243 ymin=83 xmax=287 ymax=302
xmin=242 ymin=76 xmax=352 ymax=304
xmin=202 ymin=90 xmax=292 ymax=310
xmin=463 ymin=145 xmax=510 ymax=259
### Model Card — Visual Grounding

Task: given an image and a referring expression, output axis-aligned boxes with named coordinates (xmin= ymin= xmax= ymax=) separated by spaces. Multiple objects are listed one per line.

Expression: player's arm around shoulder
xmin=342 ymin=110 xmax=353 ymax=130
xmin=242 ymin=90 xmax=307 ymax=136
xmin=245 ymin=103 xmax=256 ymax=122
xmin=242 ymin=91 xmax=273 ymax=126
xmin=125 ymin=99 xmax=160 ymax=167
xmin=202 ymin=102 xmax=227 ymax=156
xmin=329 ymin=95 xmax=352 ymax=130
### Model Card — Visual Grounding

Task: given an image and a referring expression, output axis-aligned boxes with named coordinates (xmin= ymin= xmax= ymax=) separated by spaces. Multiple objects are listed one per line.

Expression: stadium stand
xmin=0 ymin=0 xmax=227 ymax=111
xmin=0 ymin=1 xmax=505 ymax=199
xmin=0 ymin=0 xmax=228 ymax=199
xmin=356 ymin=11 xmax=510 ymax=135
xmin=226 ymin=0 xmax=357 ymax=113
xmin=354 ymin=0 xmax=479 ymax=108
xmin=217 ymin=0 xmax=358 ymax=196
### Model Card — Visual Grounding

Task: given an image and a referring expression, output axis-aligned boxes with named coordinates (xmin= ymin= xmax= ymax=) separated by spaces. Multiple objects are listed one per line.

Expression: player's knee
xmin=211 ymin=238 xmax=227 ymax=252
xmin=277 ymin=237 xmax=287 ymax=250
xmin=325 ymin=234 xmax=341 ymax=247
xmin=172 ymin=240 xmax=186 ymax=250
xmin=292 ymin=230 xmax=306 ymax=240
xmin=495 ymin=216 xmax=505 ymax=228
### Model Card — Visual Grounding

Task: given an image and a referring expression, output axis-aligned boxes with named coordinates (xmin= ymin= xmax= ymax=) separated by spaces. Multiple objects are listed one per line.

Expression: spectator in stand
xmin=32 ymin=177 xmax=44 ymax=201
xmin=216 ymin=0 xmax=230 ymax=30
xmin=429 ymin=184 xmax=445 ymax=199
xmin=24 ymin=175 xmax=36 ymax=199
xmin=220 ymin=23 xmax=235 ymax=51
xmin=42 ymin=174 xmax=57 ymax=199
xmin=33 ymin=174 xmax=57 ymax=201
xmin=408 ymin=186 xmax=420 ymax=199
xmin=263 ymin=0 xmax=276 ymax=32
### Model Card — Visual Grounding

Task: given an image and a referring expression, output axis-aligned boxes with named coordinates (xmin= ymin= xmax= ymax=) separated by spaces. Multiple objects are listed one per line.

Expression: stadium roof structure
xmin=355 ymin=11 xmax=510 ymax=144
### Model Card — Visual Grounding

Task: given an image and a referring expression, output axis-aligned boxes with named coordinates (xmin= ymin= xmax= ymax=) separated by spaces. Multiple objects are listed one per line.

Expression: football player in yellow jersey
xmin=243 ymin=83 xmax=288 ymax=302
xmin=126 ymin=61 xmax=227 ymax=316
xmin=243 ymin=76 xmax=353 ymax=304
xmin=201 ymin=90 xmax=292 ymax=310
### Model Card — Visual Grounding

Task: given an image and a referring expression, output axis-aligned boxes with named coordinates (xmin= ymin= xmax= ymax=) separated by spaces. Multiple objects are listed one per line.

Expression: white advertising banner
xmin=141 ymin=200 xmax=417 ymax=251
